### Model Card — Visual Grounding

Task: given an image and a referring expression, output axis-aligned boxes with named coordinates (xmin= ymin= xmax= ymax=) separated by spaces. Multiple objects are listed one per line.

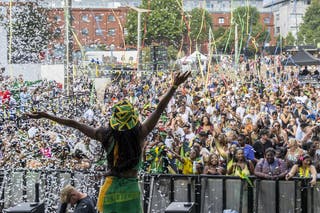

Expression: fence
xmin=1 ymin=169 xmax=319 ymax=213
xmin=144 ymin=174 xmax=320 ymax=213
xmin=0 ymin=169 xmax=104 ymax=212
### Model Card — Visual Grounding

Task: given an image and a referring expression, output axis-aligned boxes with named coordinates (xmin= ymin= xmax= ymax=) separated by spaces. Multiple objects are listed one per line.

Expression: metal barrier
xmin=1 ymin=170 xmax=319 ymax=213
xmin=0 ymin=169 xmax=104 ymax=212
xmin=143 ymin=174 xmax=320 ymax=213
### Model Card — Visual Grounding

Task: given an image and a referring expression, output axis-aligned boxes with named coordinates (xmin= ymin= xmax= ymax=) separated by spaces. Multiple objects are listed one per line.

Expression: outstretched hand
xmin=172 ymin=70 xmax=191 ymax=87
xmin=24 ymin=111 xmax=49 ymax=119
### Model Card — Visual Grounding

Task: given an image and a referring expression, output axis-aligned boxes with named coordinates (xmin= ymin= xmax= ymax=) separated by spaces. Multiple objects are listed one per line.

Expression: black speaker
xmin=3 ymin=202 xmax=45 ymax=213
xmin=165 ymin=202 xmax=196 ymax=213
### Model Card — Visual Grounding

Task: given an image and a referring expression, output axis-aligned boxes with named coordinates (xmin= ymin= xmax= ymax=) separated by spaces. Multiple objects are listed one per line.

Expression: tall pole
xmin=64 ymin=0 xmax=73 ymax=96
xmin=234 ymin=24 xmax=238 ymax=72
xmin=137 ymin=11 xmax=141 ymax=73
xmin=8 ymin=0 xmax=13 ymax=77
xmin=128 ymin=6 xmax=151 ymax=77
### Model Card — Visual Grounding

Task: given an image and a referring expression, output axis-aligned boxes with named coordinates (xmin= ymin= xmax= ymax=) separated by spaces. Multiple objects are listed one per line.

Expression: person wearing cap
xmin=254 ymin=147 xmax=287 ymax=180
xmin=26 ymin=71 xmax=191 ymax=213
xmin=252 ymin=128 xmax=274 ymax=162
xmin=293 ymin=99 xmax=309 ymax=123
xmin=59 ymin=184 xmax=96 ymax=213
xmin=286 ymin=153 xmax=317 ymax=186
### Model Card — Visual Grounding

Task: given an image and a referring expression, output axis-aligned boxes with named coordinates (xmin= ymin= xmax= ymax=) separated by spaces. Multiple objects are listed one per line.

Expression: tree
xmin=4 ymin=1 xmax=52 ymax=63
xmin=285 ymin=32 xmax=295 ymax=46
xmin=125 ymin=0 xmax=184 ymax=48
xmin=189 ymin=8 xmax=213 ymax=44
xmin=212 ymin=27 xmax=228 ymax=52
xmin=167 ymin=45 xmax=179 ymax=62
xmin=230 ymin=6 xmax=268 ymax=56
xmin=297 ymin=1 xmax=320 ymax=46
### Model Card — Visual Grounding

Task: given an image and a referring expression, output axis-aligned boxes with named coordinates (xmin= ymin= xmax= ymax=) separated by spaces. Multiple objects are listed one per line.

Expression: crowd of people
xmin=0 ymin=56 xmax=320 ymax=188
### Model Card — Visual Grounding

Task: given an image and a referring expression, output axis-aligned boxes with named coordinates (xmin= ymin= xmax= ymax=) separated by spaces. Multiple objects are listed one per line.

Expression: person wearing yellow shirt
xmin=170 ymin=146 xmax=202 ymax=174
xmin=286 ymin=153 xmax=317 ymax=186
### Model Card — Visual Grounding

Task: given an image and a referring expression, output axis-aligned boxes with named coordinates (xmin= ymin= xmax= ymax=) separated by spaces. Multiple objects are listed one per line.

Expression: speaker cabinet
xmin=165 ymin=202 xmax=196 ymax=213
xmin=3 ymin=202 xmax=45 ymax=213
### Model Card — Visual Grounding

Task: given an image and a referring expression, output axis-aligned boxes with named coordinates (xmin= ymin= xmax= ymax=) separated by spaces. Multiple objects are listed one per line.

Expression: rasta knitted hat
xmin=110 ymin=99 xmax=139 ymax=131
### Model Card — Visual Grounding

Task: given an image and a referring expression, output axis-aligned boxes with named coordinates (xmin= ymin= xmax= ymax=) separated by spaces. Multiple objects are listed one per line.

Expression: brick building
xmin=47 ymin=7 xmax=129 ymax=52
xmin=48 ymin=7 xmax=274 ymax=52
xmin=0 ymin=1 xmax=275 ymax=58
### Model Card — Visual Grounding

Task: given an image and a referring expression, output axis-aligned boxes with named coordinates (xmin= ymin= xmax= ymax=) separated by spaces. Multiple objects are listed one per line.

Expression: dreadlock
xmin=102 ymin=123 xmax=142 ymax=173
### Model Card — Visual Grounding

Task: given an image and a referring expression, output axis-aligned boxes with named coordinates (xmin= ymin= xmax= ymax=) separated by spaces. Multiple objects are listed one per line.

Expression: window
xmin=81 ymin=28 xmax=89 ymax=36
xmin=53 ymin=28 xmax=61 ymax=38
xmin=95 ymin=14 xmax=103 ymax=22
xmin=108 ymin=28 xmax=115 ymax=36
xmin=218 ymin=17 xmax=224 ymax=24
xmin=108 ymin=15 xmax=115 ymax=22
xmin=54 ymin=15 xmax=61 ymax=22
xmin=276 ymin=14 xmax=280 ymax=21
xmin=206 ymin=3 xmax=211 ymax=9
xmin=123 ymin=28 xmax=128 ymax=36
xmin=264 ymin=17 xmax=270 ymax=24
xmin=276 ymin=27 xmax=280 ymax=34
xmin=95 ymin=29 xmax=103 ymax=36
xmin=82 ymin=14 xmax=89 ymax=22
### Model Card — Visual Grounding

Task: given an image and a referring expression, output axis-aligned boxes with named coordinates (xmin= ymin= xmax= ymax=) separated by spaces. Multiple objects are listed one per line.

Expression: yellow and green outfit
xmin=97 ymin=144 xmax=142 ymax=213
xmin=180 ymin=157 xmax=201 ymax=175
xmin=227 ymin=159 xmax=253 ymax=187
xmin=97 ymin=99 xmax=142 ymax=212
xmin=96 ymin=139 xmax=142 ymax=213
xmin=97 ymin=176 xmax=142 ymax=213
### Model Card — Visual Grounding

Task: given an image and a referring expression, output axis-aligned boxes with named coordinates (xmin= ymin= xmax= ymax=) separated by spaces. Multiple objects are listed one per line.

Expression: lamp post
xmin=64 ymin=0 xmax=73 ymax=96
xmin=110 ymin=44 xmax=115 ymax=64
xmin=128 ymin=6 xmax=151 ymax=75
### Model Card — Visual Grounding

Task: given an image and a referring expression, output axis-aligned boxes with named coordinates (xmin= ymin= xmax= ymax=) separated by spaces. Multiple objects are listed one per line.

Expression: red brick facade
xmin=47 ymin=7 xmax=129 ymax=51
xmin=49 ymin=8 xmax=274 ymax=51
xmin=0 ymin=2 xmax=275 ymax=52
xmin=211 ymin=12 xmax=275 ymax=44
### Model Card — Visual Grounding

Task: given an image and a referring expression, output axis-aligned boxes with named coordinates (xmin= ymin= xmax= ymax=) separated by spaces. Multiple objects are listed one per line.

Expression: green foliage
xmin=125 ymin=11 xmax=138 ymax=46
xmin=4 ymin=1 xmax=52 ymax=63
xmin=233 ymin=6 xmax=260 ymax=26
xmin=189 ymin=8 xmax=213 ymax=43
xmin=297 ymin=1 xmax=320 ymax=46
xmin=142 ymin=46 xmax=151 ymax=63
xmin=229 ymin=6 xmax=268 ymax=54
xmin=211 ymin=6 xmax=267 ymax=54
xmin=167 ymin=45 xmax=179 ymax=61
xmin=125 ymin=0 xmax=184 ymax=48
xmin=285 ymin=32 xmax=296 ymax=46
xmin=212 ymin=27 xmax=228 ymax=52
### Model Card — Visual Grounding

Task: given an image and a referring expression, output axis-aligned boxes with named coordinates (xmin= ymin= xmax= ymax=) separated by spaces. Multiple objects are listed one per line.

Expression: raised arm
xmin=140 ymin=71 xmax=191 ymax=139
xmin=26 ymin=111 xmax=104 ymax=142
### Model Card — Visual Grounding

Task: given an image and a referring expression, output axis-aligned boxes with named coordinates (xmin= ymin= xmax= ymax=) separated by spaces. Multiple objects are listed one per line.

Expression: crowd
xmin=0 ymin=56 xmax=320 ymax=186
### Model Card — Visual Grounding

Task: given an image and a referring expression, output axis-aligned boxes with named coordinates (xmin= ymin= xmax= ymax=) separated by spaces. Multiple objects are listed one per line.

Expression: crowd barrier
xmin=144 ymin=174 xmax=320 ymax=213
xmin=0 ymin=169 xmax=104 ymax=212
xmin=0 ymin=169 xmax=319 ymax=213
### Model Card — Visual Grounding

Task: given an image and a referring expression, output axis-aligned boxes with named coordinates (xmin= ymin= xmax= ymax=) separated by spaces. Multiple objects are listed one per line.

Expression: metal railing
xmin=0 ymin=169 xmax=104 ymax=212
xmin=0 ymin=169 xmax=319 ymax=213
xmin=143 ymin=174 xmax=320 ymax=213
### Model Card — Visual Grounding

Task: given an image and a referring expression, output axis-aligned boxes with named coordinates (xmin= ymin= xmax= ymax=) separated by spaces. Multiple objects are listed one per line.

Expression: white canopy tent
xmin=177 ymin=51 xmax=207 ymax=64
xmin=189 ymin=51 xmax=207 ymax=61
